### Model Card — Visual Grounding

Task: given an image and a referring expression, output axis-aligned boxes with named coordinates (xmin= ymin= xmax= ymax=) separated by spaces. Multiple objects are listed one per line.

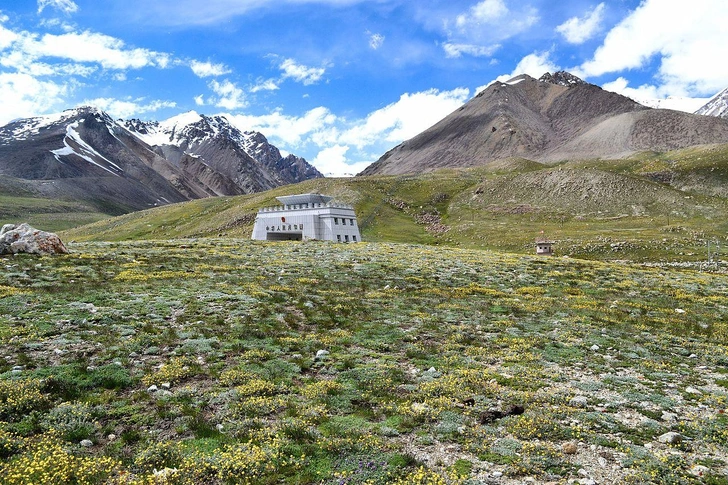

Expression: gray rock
xmin=0 ymin=223 xmax=68 ymax=255
xmin=315 ymin=349 xmax=330 ymax=360
xmin=569 ymin=395 xmax=588 ymax=407
xmin=657 ymin=431 xmax=682 ymax=444
xmin=661 ymin=411 xmax=677 ymax=422
xmin=80 ymin=439 xmax=93 ymax=447
xmin=147 ymin=385 xmax=159 ymax=392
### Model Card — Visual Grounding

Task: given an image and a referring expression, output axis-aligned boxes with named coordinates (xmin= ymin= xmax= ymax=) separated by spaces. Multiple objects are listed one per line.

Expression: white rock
xmin=107 ymin=434 xmax=116 ymax=441
xmin=161 ymin=382 xmax=171 ymax=389
xmin=315 ymin=349 xmax=330 ymax=359
xmin=657 ymin=431 xmax=682 ymax=444
xmin=492 ymin=471 xmax=503 ymax=478
xmin=80 ymin=439 xmax=93 ymax=447
xmin=147 ymin=385 xmax=158 ymax=392
xmin=661 ymin=411 xmax=677 ymax=422
xmin=590 ymin=344 xmax=600 ymax=351
xmin=685 ymin=386 xmax=702 ymax=394
xmin=569 ymin=396 xmax=589 ymax=408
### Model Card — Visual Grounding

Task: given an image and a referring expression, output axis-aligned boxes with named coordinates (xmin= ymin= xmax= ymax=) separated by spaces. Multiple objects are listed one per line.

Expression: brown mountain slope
xmin=361 ymin=73 xmax=728 ymax=175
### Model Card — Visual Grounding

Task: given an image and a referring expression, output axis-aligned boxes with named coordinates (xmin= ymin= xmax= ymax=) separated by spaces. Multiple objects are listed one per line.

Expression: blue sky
xmin=1 ymin=0 xmax=727 ymax=175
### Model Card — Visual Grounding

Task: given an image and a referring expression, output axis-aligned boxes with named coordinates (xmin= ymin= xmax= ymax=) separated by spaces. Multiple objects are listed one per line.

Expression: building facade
xmin=251 ymin=193 xmax=361 ymax=242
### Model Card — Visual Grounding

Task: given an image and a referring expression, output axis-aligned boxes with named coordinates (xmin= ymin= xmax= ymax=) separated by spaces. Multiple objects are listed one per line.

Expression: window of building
xmin=350 ymin=219 xmax=355 ymax=225
xmin=334 ymin=217 xmax=339 ymax=225
xmin=344 ymin=235 xmax=349 ymax=242
xmin=352 ymin=235 xmax=357 ymax=242
xmin=337 ymin=235 xmax=341 ymax=242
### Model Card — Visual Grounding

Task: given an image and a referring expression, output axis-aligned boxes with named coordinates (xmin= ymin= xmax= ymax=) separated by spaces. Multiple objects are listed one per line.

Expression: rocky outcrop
xmin=0 ymin=223 xmax=68 ymax=255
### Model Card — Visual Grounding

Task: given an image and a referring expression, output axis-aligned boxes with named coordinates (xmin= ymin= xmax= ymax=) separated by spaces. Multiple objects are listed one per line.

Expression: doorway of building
xmin=266 ymin=233 xmax=303 ymax=241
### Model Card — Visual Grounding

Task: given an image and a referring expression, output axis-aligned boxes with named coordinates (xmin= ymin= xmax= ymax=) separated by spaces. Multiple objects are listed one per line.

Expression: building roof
xmin=276 ymin=193 xmax=333 ymax=205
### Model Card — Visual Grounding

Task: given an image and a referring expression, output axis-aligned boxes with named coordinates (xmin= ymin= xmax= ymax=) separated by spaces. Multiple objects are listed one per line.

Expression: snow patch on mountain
xmin=51 ymin=121 xmax=123 ymax=176
xmin=695 ymin=87 xmax=728 ymax=118
xmin=636 ymin=96 xmax=710 ymax=113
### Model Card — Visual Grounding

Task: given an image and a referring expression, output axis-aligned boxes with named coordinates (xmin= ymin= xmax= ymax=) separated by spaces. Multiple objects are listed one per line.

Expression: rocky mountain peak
xmin=538 ymin=71 xmax=586 ymax=87
xmin=695 ymin=87 xmax=728 ymax=118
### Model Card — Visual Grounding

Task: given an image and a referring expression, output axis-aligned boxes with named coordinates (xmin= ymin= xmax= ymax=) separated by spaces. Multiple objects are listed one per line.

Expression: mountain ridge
xmin=0 ymin=107 xmax=322 ymax=216
xmin=361 ymin=72 xmax=728 ymax=176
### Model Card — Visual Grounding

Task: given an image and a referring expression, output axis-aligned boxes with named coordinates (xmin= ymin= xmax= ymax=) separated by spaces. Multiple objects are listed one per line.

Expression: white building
xmin=251 ymin=193 xmax=361 ymax=242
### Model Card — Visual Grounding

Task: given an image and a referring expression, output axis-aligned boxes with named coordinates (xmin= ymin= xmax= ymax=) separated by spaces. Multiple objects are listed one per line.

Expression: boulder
xmin=0 ymin=223 xmax=68 ymax=255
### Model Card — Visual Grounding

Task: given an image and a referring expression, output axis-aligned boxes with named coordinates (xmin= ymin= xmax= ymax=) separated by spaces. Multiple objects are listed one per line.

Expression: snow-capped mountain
xmin=695 ymin=87 xmax=728 ymax=118
xmin=635 ymin=96 xmax=711 ymax=113
xmin=0 ymin=107 xmax=322 ymax=216
xmin=122 ymin=111 xmax=322 ymax=191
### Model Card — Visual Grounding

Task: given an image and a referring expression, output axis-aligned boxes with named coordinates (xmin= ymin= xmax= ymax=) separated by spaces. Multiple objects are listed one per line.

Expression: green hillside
xmin=57 ymin=145 xmax=728 ymax=264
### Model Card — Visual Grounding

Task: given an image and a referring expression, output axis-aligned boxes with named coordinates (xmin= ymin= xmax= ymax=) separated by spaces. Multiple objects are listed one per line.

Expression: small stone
xmin=685 ymin=386 xmax=702 ymax=395
xmin=53 ymin=348 xmax=64 ymax=355
xmin=315 ymin=349 xmax=330 ymax=359
xmin=216 ymin=424 xmax=224 ymax=432
xmin=147 ymin=385 xmax=158 ymax=392
xmin=12 ymin=365 xmax=24 ymax=371
xmin=304 ymin=301 xmax=314 ymax=308
xmin=107 ymin=434 xmax=116 ymax=441
xmin=657 ymin=431 xmax=682 ymax=444
xmin=562 ymin=442 xmax=578 ymax=455
xmin=688 ymin=353 xmax=697 ymax=359
xmin=675 ymin=308 xmax=686 ymax=314
xmin=661 ymin=411 xmax=677 ymax=422
xmin=158 ymin=390 xmax=173 ymax=397
xmin=569 ymin=396 xmax=588 ymax=408
xmin=598 ymin=457 xmax=607 ymax=468
xmin=578 ymin=469 xmax=589 ymax=477
xmin=161 ymin=382 xmax=171 ymax=389
xmin=492 ymin=471 xmax=503 ymax=478
xmin=427 ymin=367 xmax=436 ymax=373
xmin=590 ymin=344 xmax=600 ymax=351
xmin=690 ymin=464 xmax=709 ymax=477
xmin=579 ymin=480 xmax=596 ymax=485
xmin=80 ymin=439 xmax=93 ymax=447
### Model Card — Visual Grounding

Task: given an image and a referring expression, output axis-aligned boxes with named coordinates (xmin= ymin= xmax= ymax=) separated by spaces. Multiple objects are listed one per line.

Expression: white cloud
xmin=227 ymin=106 xmax=337 ymax=146
xmin=250 ymin=78 xmax=279 ymax=93
xmin=224 ymin=86 xmax=470 ymax=176
xmin=279 ymin=58 xmax=326 ymax=85
xmin=338 ymin=87 xmax=470 ymax=149
xmin=190 ymin=60 xmax=231 ymax=78
xmin=37 ymin=0 xmax=78 ymax=15
xmin=194 ymin=94 xmax=205 ymax=106
xmin=444 ymin=0 xmax=538 ymax=58
xmin=602 ymin=77 xmax=710 ymax=113
xmin=556 ymin=3 xmax=605 ymax=44
xmin=579 ymin=0 xmax=728 ymax=95
xmin=208 ymin=79 xmax=247 ymax=110
xmin=456 ymin=0 xmax=507 ymax=27
xmin=495 ymin=51 xmax=559 ymax=82
xmin=14 ymin=30 xmax=171 ymax=70
xmin=0 ymin=72 xmax=68 ymax=125
xmin=443 ymin=42 xmax=500 ymax=59
xmin=83 ymin=97 xmax=177 ymax=118
xmin=368 ymin=32 xmax=385 ymax=50
xmin=311 ymin=144 xmax=371 ymax=176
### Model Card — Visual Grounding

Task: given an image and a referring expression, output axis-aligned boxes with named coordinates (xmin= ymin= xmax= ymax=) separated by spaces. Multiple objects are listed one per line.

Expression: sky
xmin=1 ymin=0 xmax=727 ymax=176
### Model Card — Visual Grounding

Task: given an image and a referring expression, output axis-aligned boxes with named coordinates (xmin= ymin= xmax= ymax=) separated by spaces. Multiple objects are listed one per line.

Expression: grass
xmin=0 ymin=239 xmax=727 ymax=483
xmin=49 ymin=144 xmax=728 ymax=265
